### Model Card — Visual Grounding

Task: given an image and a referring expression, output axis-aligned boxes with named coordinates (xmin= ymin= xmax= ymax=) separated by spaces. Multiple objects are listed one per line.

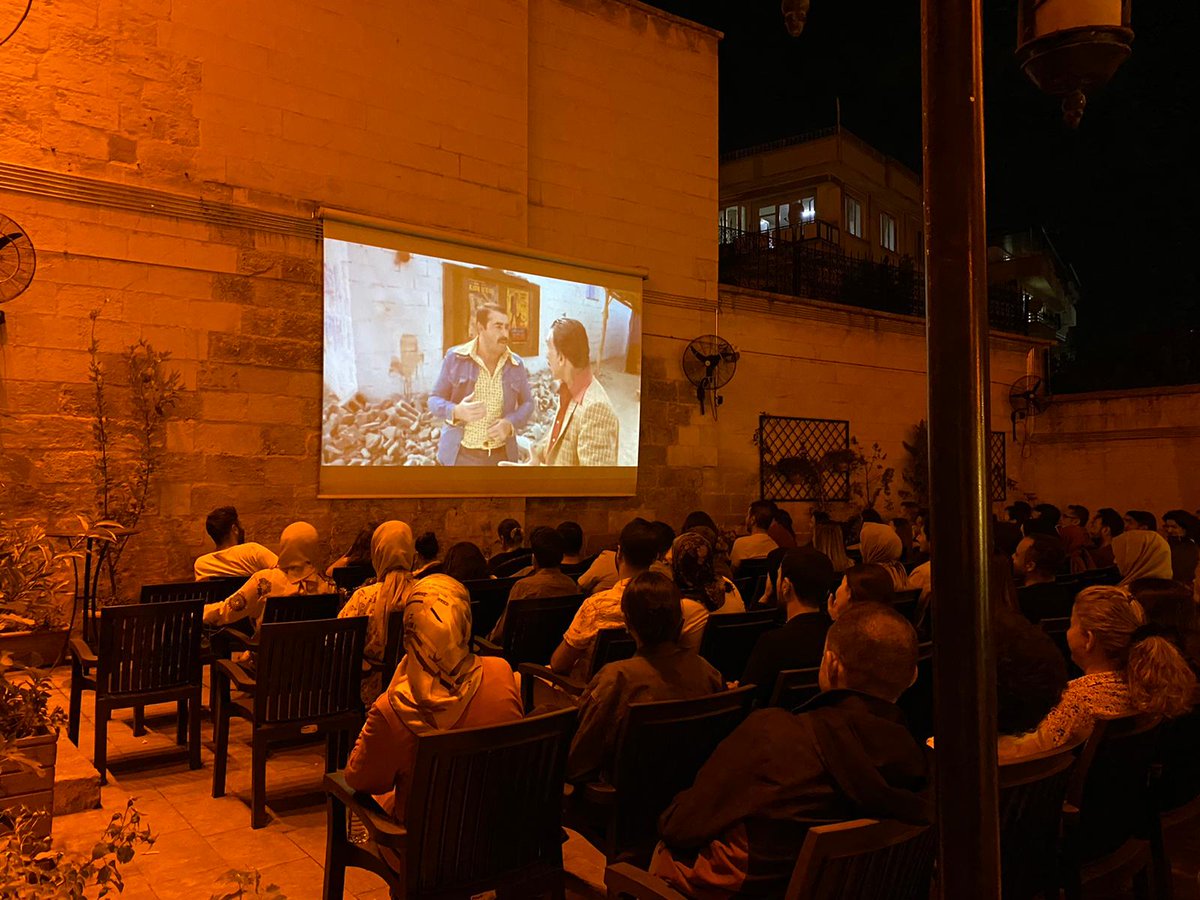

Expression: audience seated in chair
xmin=193 ymin=506 xmax=277 ymax=581
xmin=768 ymin=507 xmax=797 ymax=550
xmin=992 ymin=607 xmax=1069 ymax=762
xmin=1163 ymin=509 xmax=1200 ymax=587
xmin=202 ymin=522 xmax=335 ymax=628
xmin=338 ymin=521 xmax=417 ymax=704
xmin=577 ymin=545 xmax=620 ymax=598
xmin=812 ymin=522 xmax=852 ymax=574
xmin=828 ymin=564 xmax=897 ymax=621
xmin=648 ymin=521 xmax=676 ymax=578
xmin=648 ymin=602 xmax=930 ymax=898
xmin=550 ymin=519 xmax=707 ymax=680
xmin=1087 ymin=507 xmax=1124 ymax=570
xmin=325 ymin=522 xmax=377 ymax=578
xmin=487 ymin=518 xmax=528 ymax=574
xmin=1128 ymin=577 xmax=1200 ymax=674
xmin=1113 ymin=530 xmax=1173 ymax=587
xmin=343 ymin=574 xmax=522 ymax=819
xmin=671 ymin=531 xmax=744 ymax=617
xmin=1014 ymin=533 xmax=1070 ymax=622
xmin=489 ymin=525 xmax=581 ymax=642
xmin=566 ymin=572 xmax=723 ymax=784
xmin=858 ymin=522 xmax=910 ymax=592
xmin=1001 ymin=585 xmax=1195 ymax=759
xmin=740 ymin=547 xmax=835 ymax=706
xmin=906 ymin=518 xmax=933 ymax=603
xmin=411 ymin=531 xmax=439 ymax=578
xmin=440 ymin=541 xmax=492 ymax=583
xmin=1124 ymin=509 xmax=1158 ymax=533
xmin=730 ymin=500 xmax=779 ymax=574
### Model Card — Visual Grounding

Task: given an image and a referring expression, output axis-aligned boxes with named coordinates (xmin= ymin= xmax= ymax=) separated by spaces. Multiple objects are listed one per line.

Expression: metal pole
xmin=921 ymin=0 xmax=1000 ymax=896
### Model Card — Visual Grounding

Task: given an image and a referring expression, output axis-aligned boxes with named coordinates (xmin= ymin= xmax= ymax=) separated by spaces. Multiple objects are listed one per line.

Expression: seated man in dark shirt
xmin=740 ymin=547 xmax=835 ymax=706
xmin=650 ymin=602 xmax=930 ymax=898
xmin=566 ymin=571 xmax=724 ymax=784
xmin=1014 ymin=532 xmax=1071 ymax=622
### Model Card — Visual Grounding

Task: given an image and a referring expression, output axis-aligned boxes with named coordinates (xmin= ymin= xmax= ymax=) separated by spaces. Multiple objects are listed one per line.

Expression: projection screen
xmin=320 ymin=217 xmax=644 ymax=498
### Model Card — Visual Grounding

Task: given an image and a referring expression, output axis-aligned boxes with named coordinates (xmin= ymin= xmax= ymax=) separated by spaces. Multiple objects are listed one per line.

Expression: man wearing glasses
xmin=533 ymin=317 xmax=619 ymax=467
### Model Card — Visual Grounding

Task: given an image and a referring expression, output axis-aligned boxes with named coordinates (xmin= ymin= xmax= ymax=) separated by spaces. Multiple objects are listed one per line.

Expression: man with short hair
xmin=1063 ymin=504 xmax=1090 ymax=529
xmin=550 ymin=518 xmax=707 ymax=679
xmin=428 ymin=303 xmax=534 ymax=466
xmin=489 ymin=526 xmax=582 ymax=642
xmin=193 ymin=506 xmax=277 ymax=580
xmin=740 ymin=547 xmax=835 ymax=705
xmin=649 ymin=521 xmax=676 ymax=577
xmin=534 ymin=317 xmax=619 ymax=467
xmin=1014 ymin=533 xmax=1070 ymax=622
xmin=650 ymin=603 xmax=929 ymax=897
xmin=1006 ymin=501 xmax=1033 ymax=525
xmin=1088 ymin=507 xmax=1124 ymax=569
xmin=557 ymin=521 xmax=586 ymax=567
xmin=1124 ymin=509 xmax=1158 ymax=533
xmin=730 ymin=500 xmax=779 ymax=572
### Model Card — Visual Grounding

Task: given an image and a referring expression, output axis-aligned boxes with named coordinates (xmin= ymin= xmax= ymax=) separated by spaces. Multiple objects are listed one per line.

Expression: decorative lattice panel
xmin=758 ymin=414 xmax=851 ymax=503
xmin=989 ymin=431 xmax=1007 ymax=503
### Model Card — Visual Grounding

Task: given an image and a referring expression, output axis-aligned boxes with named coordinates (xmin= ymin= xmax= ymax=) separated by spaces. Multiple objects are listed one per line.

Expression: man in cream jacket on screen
xmin=532 ymin=317 xmax=619 ymax=467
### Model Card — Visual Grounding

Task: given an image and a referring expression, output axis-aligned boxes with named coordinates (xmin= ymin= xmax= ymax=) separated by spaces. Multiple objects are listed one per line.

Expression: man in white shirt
xmin=729 ymin=500 xmax=779 ymax=573
xmin=193 ymin=506 xmax=277 ymax=580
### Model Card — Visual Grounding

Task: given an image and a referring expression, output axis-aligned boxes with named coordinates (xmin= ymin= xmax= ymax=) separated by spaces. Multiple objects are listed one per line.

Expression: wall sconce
xmin=1016 ymin=0 xmax=1134 ymax=127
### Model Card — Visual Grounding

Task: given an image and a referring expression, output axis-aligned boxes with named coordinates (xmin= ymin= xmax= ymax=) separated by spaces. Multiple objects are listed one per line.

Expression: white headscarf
xmin=859 ymin=522 xmax=908 ymax=590
xmin=1114 ymin=531 xmax=1174 ymax=586
xmin=276 ymin=522 xmax=322 ymax=585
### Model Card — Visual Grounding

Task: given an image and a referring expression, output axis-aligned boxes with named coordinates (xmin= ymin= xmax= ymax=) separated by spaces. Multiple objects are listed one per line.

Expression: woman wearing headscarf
xmin=339 ymin=522 xmax=417 ymax=703
xmin=1113 ymin=531 xmax=1174 ymax=587
xmin=344 ymin=575 xmax=522 ymax=819
xmin=203 ymin=522 xmax=335 ymax=626
xmin=858 ymin=522 xmax=910 ymax=591
xmin=671 ymin=532 xmax=744 ymax=616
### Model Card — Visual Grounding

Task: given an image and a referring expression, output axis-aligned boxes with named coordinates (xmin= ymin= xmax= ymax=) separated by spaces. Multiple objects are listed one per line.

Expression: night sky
xmin=645 ymin=1 xmax=1200 ymax=390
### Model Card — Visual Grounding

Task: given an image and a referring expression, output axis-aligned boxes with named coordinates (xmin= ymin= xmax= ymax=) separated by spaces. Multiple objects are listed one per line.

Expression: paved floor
xmin=44 ymin=669 xmax=607 ymax=900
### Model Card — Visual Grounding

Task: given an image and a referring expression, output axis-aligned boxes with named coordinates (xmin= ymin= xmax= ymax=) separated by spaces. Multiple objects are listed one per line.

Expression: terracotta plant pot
xmin=0 ymin=627 xmax=71 ymax=668
xmin=0 ymin=730 xmax=57 ymax=837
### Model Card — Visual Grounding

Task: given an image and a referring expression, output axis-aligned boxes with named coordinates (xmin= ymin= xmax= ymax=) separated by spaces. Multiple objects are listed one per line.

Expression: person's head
xmin=1124 ymin=510 xmax=1157 ymax=532
xmin=1032 ymin=504 xmax=1062 ymax=528
xmin=371 ymin=521 xmax=415 ymax=578
xmin=650 ymin=521 xmax=677 ymax=561
xmin=860 ymin=508 xmax=884 ymax=525
xmin=1063 ymin=505 xmax=1090 ymax=528
xmin=915 ymin=514 xmax=932 ymax=555
xmin=819 ymin=603 xmax=919 ymax=702
xmin=277 ymin=522 xmax=321 ymax=580
xmin=441 ymin=542 xmax=491 ymax=583
xmin=474 ymin=303 xmax=510 ymax=357
xmin=545 ymin=317 xmax=590 ymax=382
xmin=1090 ymin=507 xmax=1124 ymax=543
xmin=761 ymin=545 xmax=790 ymax=606
xmin=811 ymin=522 xmax=851 ymax=571
xmin=829 ymin=563 xmax=897 ymax=620
xmin=774 ymin=508 xmax=795 ymax=537
xmin=1012 ymin=533 xmax=1065 ymax=583
xmin=497 ymin=518 xmax=524 ymax=550
xmin=778 ymin=547 xmax=836 ymax=612
xmin=529 ymin=525 xmax=565 ymax=570
xmin=1163 ymin=510 xmax=1200 ymax=542
xmin=396 ymin=574 xmax=479 ymax=730
xmin=682 ymin=510 xmax=719 ymax=534
xmin=811 ymin=510 xmax=831 ymax=526
xmin=344 ymin=524 xmax=378 ymax=566
xmin=671 ymin=531 xmax=725 ymax=611
xmin=747 ymin=500 xmax=776 ymax=532
xmin=1069 ymin=586 xmax=1196 ymax=718
xmin=556 ymin=521 xmax=584 ymax=558
xmin=993 ymin=608 xmax=1068 ymax=736
xmin=1006 ymin=501 xmax=1032 ymax=524
xmin=990 ymin=551 xmax=1020 ymax=613
xmin=1112 ymin=531 xmax=1175 ymax=585
xmin=616 ymin=517 xmax=659 ymax=575
xmin=205 ymin=506 xmax=243 ymax=549
xmin=414 ymin=531 xmax=439 ymax=564
xmin=621 ymin=571 xmax=684 ymax=650
xmin=858 ymin=522 xmax=904 ymax=566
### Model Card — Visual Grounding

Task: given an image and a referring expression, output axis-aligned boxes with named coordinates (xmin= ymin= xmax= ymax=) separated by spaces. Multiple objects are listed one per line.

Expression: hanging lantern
xmin=1015 ymin=0 xmax=1134 ymax=127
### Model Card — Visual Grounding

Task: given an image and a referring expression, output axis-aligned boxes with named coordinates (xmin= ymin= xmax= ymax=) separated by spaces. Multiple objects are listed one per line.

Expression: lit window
xmin=719 ymin=206 xmax=743 ymax=243
xmin=758 ymin=205 xmax=777 ymax=232
xmin=880 ymin=212 xmax=897 ymax=252
xmin=779 ymin=204 xmax=790 ymax=228
xmin=798 ymin=196 xmax=816 ymax=222
xmin=845 ymin=196 xmax=862 ymax=238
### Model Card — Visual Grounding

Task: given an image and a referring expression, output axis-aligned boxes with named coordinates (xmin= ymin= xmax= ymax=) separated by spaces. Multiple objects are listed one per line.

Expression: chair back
xmin=1017 ymin=583 xmax=1077 ymax=624
xmin=491 ymin=552 xmax=535 ymax=579
xmin=1075 ymin=567 xmax=1120 ymax=588
xmin=736 ymin=557 xmax=773 ymax=580
xmin=998 ymin=744 xmax=1078 ymax=900
xmin=770 ymin=666 xmax=823 ymax=711
xmin=783 ymin=818 xmax=936 ymax=900
xmin=140 ymin=580 xmax=231 ymax=604
xmin=1068 ymin=714 xmax=1161 ymax=862
xmin=896 ymin=642 xmax=934 ymax=740
xmin=1153 ymin=694 xmax=1200 ymax=814
xmin=502 ymin=594 xmax=583 ymax=665
xmin=332 ymin=564 xmax=374 ymax=593
xmin=262 ymin=593 xmax=341 ymax=623
xmin=96 ymin=599 xmax=205 ymax=697
xmin=462 ymin=577 xmax=521 ymax=637
xmin=589 ymin=627 xmax=638 ymax=678
xmin=404 ymin=708 xmax=577 ymax=897
xmin=609 ymin=686 xmax=757 ymax=857
xmin=254 ymin=617 xmax=367 ymax=725
xmin=892 ymin=588 xmax=922 ymax=625
xmin=700 ymin=609 xmax=781 ymax=681
xmin=1037 ymin=617 xmax=1080 ymax=677
xmin=562 ymin=554 xmax=598 ymax=578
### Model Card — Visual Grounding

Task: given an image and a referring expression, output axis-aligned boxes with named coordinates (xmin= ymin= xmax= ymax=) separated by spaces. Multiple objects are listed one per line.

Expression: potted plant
xmin=0 ymin=656 xmax=67 ymax=837
xmin=0 ymin=524 xmax=78 ymax=667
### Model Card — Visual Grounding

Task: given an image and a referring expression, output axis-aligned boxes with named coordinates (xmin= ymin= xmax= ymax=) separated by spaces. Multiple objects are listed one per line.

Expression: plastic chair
xmin=769 ymin=666 xmax=822 ymax=711
xmin=699 ymin=609 xmax=781 ymax=681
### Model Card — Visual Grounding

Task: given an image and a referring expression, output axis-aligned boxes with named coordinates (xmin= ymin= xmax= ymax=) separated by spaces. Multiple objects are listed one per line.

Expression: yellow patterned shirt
xmin=461 ymin=340 xmax=515 ymax=451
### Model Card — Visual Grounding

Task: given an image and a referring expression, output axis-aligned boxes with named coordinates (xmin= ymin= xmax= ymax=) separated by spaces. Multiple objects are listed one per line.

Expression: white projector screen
xmin=320 ymin=219 xmax=644 ymax=498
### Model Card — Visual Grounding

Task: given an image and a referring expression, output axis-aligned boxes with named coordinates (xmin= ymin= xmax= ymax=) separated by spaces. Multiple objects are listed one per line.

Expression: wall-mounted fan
xmin=1009 ymin=374 xmax=1049 ymax=440
xmin=682 ymin=334 xmax=739 ymax=419
xmin=0 ymin=214 xmax=36 ymax=315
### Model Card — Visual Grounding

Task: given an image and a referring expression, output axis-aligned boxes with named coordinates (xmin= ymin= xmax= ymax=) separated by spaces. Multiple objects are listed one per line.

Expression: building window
xmin=880 ymin=212 xmax=897 ymax=252
xmin=798 ymin=196 xmax=816 ymax=223
xmin=719 ymin=206 xmax=743 ymax=243
xmin=845 ymin=196 xmax=862 ymax=238
xmin=758 ymin=205 xmax=777 ymax=232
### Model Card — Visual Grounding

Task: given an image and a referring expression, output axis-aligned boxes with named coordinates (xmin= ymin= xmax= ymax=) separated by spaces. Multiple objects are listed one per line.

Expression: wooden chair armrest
xmin=324 ymin=772 xmax=409 ymax=848
xmin=69 ymin=637 xmax=97 ymax=666
xmin=214 ymin=627 xmax=257 ymax=650
xmin=472 ymin=636 xmax=503 ymax=657
xmin=214 ymin=658 xmax=257 ymax=692
xmin=517 ymin=663 xmax=585 ymax=697
xmin=604 ymin=863 xmax=687 ymax=899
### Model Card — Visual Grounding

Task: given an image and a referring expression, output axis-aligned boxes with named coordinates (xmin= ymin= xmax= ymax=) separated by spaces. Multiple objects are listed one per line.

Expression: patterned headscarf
xmin=388 ymin=575 xmax=482 ymax=734
xmin=672 ymin=531 xmax=726 ymax=612
xmin=276 ymin=522 xmax=321 ymax=584
xmin=1113 ymin=531 xmax=1174 ymax=586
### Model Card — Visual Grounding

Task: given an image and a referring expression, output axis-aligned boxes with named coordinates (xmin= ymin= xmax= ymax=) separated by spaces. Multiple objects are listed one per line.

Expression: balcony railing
xmin=718 ymin=227 xmax=1031 ymax=334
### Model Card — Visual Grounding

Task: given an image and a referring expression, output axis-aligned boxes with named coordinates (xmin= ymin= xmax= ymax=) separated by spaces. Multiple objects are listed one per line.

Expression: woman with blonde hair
xmin=1000 ymin=585 xmax=1196 ymax=759
xmin=811 ymin=522 xmax=852 ymax=573
xmin=858 ymin=522 xmax=910 ymax=591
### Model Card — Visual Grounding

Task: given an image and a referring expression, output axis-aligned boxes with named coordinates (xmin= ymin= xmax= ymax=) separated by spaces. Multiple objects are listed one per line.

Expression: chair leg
xmin=212 ymin=691 xmax=230 ymax=798
xmin=1133 ymin=861 xmax=1153 ymax=900
xmin=94 ymin=702 xmax=110 ymax=786
xmin=68 ymin=664 xmax=83 ymax=747
xmin=251 ymin=733 xmax=269 ymax=829
xmin=132 ymin=704 xmax=146 ymax=737
xmin=323 ymin=793 xmax=348 ymax=900
xmin=325 ymin=733 xmax=339 ymax=774
xmin=188 ymin=691 xmax=202 ymax=771
xmin=176 ymin=699 xmax=188 ymax=745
